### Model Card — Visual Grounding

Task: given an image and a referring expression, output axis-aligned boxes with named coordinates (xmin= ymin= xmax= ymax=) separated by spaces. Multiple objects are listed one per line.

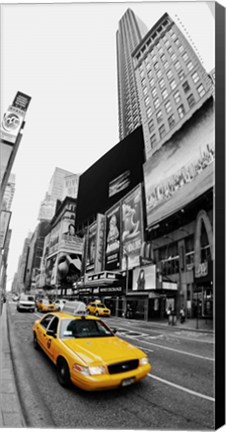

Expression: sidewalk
xmin=0 ymin=303 xmax=26 ymax=427
xmin=139 ymin=317 xmax=213 ymax=333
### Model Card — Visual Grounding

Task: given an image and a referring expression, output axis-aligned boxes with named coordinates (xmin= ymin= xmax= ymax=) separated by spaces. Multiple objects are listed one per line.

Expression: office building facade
xmin=132 ymin=13 xmax=213 ymax=160
xmin=116 ymin=8 xmax=148 ymax=140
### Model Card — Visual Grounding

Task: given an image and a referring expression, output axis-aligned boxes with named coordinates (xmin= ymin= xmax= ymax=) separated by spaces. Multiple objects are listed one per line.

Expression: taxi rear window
xmin=60 ymin=319 xmax=113 ymax=339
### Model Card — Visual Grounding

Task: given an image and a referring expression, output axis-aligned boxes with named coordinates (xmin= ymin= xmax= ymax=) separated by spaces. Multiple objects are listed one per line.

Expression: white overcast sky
xmin=1 ymin=1 xmax=216 ymax=288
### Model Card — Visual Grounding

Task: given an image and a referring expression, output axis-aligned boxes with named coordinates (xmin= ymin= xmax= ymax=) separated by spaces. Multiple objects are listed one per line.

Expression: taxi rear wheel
xmin=57 ymin=358 xmax=71 ymax=387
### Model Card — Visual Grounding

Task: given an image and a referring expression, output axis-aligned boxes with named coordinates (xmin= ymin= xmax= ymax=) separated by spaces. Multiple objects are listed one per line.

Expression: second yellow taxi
xmin=86 ymin=301 xmax=111 ymax=317
xmin=32 ymin=308 xmax=151 ymax=391
xmin=36 ymin=298 xmax=58 ymax=313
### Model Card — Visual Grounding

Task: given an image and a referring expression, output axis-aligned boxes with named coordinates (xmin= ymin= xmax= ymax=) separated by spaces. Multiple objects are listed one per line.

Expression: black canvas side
xmin=215 ymin=1 xmax=226 ymax=430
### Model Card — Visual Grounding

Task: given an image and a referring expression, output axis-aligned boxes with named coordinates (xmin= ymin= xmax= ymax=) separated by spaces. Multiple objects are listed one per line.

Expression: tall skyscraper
xmin=116 ymin=8 xmax=148 ymax=140
xmin=132 ymin=13 xmax=213 ymax=160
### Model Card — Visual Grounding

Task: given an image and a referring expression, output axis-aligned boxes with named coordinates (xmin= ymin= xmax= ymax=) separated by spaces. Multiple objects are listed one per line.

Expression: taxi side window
xmin=41 ymin=315 xmax=54 ymax=329
xmin=48 ymin=316 xmax=59 ymax=334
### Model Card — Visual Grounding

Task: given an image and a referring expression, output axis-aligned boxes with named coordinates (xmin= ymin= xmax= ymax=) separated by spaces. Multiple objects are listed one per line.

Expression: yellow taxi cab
xmin=36 ymin=298 xmax=58 ymax=313
xmin=87 ymin=301 xmax=111 ymax=317
xmin=32 ymin=308 xmax=151 ymax=391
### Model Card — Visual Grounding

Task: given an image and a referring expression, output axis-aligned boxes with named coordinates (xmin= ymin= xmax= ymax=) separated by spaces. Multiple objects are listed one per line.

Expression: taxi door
xmin=38 ymin=314 xmax=54 ymax=350
xmin=45 ymin=316 xmax=60 ymax=361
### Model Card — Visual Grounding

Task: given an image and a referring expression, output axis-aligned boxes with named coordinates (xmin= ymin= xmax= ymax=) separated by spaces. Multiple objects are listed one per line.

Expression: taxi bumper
xmin=70 ymin=363 xmax=151 ymax=391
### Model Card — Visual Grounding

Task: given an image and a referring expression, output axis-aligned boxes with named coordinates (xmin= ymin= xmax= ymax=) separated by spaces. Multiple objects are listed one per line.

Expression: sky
xmin=1 ymin=0 xmax=215 ymax=289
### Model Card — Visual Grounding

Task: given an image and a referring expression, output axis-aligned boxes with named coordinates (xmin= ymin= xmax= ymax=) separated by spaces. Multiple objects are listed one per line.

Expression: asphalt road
xmin=8 ymin=302 xmax=214 ymax=430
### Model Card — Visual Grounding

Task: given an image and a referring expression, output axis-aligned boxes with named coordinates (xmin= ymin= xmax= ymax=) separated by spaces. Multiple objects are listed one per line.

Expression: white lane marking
xmin=124 ymin=336 xmax=214 ymax=361
xmin=148 ymin=373 xmax=215 ymax=402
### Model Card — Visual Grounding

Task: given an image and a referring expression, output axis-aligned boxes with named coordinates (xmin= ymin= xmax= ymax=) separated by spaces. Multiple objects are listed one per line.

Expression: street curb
xmin=7 ymin=306 xmax=56 ymax=428
xmin=143 ymin=322 xmax=214 ymax=334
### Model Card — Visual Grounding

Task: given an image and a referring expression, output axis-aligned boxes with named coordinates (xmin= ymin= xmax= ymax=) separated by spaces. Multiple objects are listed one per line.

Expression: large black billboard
xmin=75 ymin=126 xmax=145 ymax=227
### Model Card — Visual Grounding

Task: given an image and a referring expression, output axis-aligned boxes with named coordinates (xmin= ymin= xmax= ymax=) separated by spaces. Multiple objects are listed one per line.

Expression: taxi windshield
xmin=97 ymin=304 xmax=106 ymax=308
xmin=60 ymin=319 xmax=113 ymax=339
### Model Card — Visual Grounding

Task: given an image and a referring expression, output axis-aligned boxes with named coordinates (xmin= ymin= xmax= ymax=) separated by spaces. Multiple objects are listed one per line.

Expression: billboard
xmin=85 ymin=222 xmax=97 ymax=273
xmin=121 ymin=185 xmax=144 ymax=271
xmin=105 ymin=204 xmax=121 ymax=270
xmin=75 ymin=126 xmax=144 ymax=227
xmin=132 ymin=264 xmax=156 ymax=291
xmin=95 ymin=213 xmax=105 ymax=273
xmin=1 ymin=91 xmax=31 ymax=145
xmin=144 ymin=99 xmax=214 ymax=228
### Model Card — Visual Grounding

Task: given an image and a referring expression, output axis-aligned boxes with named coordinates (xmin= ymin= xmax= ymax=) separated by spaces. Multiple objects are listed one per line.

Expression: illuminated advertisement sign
xmin=95 ymin=213 xmax=105 ymax=273
xmin=0 ymin=210 xmax=11 ymax=249
xmin=121 ymin=185 xmax=144 ymax=271
xmin=61 ymin=216 xmax=83 ymax=254
xmin=132 ymin=264 xmax=156 ymax=291
xmin=109 ymin=170 xmax=130 ymax=198
xmin=85 ymin=222 xmax=97 ymax=273
xmin=105 ymin=204 xmax=121 ymax=270
xmin=1 ymin=91 xmax=31 ymax=145
xmin=144 ymin=100 xmax=214 ymax=228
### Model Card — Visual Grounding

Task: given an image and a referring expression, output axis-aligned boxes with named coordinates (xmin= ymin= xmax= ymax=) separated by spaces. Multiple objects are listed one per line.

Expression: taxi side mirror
xmin=111 ymin=328 xmax=117 ymax=334
xmin=47 ymin=329 xmax=56 ymax=338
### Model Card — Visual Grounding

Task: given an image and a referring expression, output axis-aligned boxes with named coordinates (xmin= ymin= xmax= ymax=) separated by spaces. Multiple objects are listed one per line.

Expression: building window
xmin=141 ymin=78 xmax=146 ymax=87
xmin=182 ymin=81 xmax=190 ymax=93
xmin=174 ymin=60 xmax=180 ymax=70
xmin=178 ymin=70 xmax=185 ymax=81
xmin=197 ymin=84 xmax=206 ymax=97
xmin=170 ymin=79 xmax=176 ymax=90
xmin=171 ymin=32 xmax=177 ymax=40
xmin=143 ymin=86 xmax=148 ymax=96
xmin=168 ymin=114 xmax=175 ymax=128
xmin=150 ymin=77 xmax=155 ymax=87
xmin=167 ymin=46 xmax=173 ymax=55
xmin=174 ymin=38 xmax=180 ymax=46
xmin=152 ymin=87 xmax=158 ymax=98
xmin=192 ymin=71 xmax=200 ymax=83
xmin=150 ymin=134 xmax=157 ymax=148
xmin=159 ymin=46 xmax=164 ymax=55
xmin=178 ymin=44 xmax=184 ymax=53
xmin=163 ymin=61 xmax=169 ymax=70
xmin=152 ymin=54 xmax=157 ymax=62
xmin=148 ymin=119 xmax=155 ymax=133
xmin=156 ymin=110 xmax=163 ymax=124
xmin=174 ymin=90 xmax=181 ymax=104
xmin=162 ymin=88 xmax=168 ymax=100
xmin=157 ymin=69 xmax=163 ymax=79
xmin=147 ymin=107 xmax=152 ymax=118
xmin=154 ymin=62 xmax=159 ymax=70
xmin=160 ymin=54 xmax=167 ymax=63
xmin=159 ymin=78 xmax=165 ymax=88
xmin=171 ymin=52 xmax=177 ymax=61
xmin=145 ymin=95 xmax=150 ymax=106
xmin=165 ymin=39 xmax=170 ymax=47
xmin=159 ymin=124 xmax=166 ymax=138
xmin=182 ymin=51 xmax=189 ymax=61
xmin=187 ymin=93 xmax=196 ymax=108
xmin=140 ymin=70 xmax=145 ymax=79
xmin=148 ymin=69 xmax=153 ymax=79
xmin=187 ymin=60 xmax=194 ymax=71
xmin=159 ymin=243 xmax=179 ymax=276
xmin=165 ymin=100 xmax=172 ymax=113
xmin=166 ymin=69 xmax=173 ymax=80
xmin=154 ymin=98 xmax=160 ymax=109
xmin=178 ymin=104 xmax=185 ymax=118
xmin=146 ymin=62 xmax=151 ymax=71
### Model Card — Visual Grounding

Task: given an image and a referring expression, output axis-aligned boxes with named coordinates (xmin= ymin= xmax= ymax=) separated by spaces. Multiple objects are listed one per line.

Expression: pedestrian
xmin=179 ymin=306 xmax=185 ymax=323
xmin=167 ymin=305 xmax=172 ymax=325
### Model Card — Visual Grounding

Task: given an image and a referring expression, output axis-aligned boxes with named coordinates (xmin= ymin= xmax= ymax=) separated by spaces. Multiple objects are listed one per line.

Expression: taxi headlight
xmin=88 ymin=366 xmax=105 ymax=376
xmin=72 ymin=364 xmax=89 ymax=376
xmin=139 ymin=357 xmax=149 ymax=366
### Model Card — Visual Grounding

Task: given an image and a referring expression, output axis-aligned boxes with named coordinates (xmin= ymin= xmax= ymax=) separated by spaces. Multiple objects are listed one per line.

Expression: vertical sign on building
xmin=121 ymin=185 xmax=144 ymax=270
xmin=85 ymin=222 xmax=97 ymax=273
xmin=1 ymin=91 xmax=31 ymax=145
xmin=105 ymin=204 xmax=121 ymax=270
xmin=95 ymin=213 xmax=105 ymax=273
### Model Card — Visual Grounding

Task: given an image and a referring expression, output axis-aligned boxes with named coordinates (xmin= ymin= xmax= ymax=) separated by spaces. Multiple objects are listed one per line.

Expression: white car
xmin=55 ymin=299 xmax=67 ymax=311
xmin=17 ymin=294 xmax=36 ymax=312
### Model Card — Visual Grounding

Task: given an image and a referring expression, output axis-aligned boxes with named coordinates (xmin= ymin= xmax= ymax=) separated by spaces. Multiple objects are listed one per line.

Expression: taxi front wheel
xmin=57 ymin=358 xmax=71 ymax=387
